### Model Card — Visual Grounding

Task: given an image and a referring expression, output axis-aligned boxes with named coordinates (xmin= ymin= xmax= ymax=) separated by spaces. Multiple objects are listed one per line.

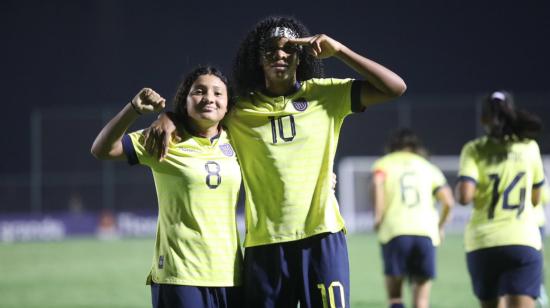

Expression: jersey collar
xmin=259 ymin=81 xmax=302 ymax=98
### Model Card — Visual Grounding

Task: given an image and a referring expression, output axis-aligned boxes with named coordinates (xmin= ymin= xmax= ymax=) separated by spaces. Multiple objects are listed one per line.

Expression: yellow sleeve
xmin=458 ymin=142 xmax=479 ymax=184
xmin=312 ymin=78 xmax=358 ymax=118
xmin=122 ymin=130 xmax=154 ymax=167
xmin=371 ymin=158 xmax=383 ymax=172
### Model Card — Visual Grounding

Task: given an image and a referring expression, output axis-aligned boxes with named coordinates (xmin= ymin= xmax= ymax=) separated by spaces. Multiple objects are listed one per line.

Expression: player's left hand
xmin=288 ymin=34 xmax=343 ymax=59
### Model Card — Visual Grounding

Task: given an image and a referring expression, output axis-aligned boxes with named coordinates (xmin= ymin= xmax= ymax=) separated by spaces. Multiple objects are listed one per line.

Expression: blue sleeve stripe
xmin=457 ymin=175 xmax=477 ymax=185
xmin=122 ymin=134 xmax=139 ymax=166
xmin=350 ymin=80 xmax=365 ymax=113
xmin=533 ymin=179 xmax=545 ymax=189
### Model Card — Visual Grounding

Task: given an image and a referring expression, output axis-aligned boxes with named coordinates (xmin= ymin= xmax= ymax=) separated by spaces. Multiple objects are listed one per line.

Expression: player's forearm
xmin=437 ymin=186 xmax=454 ymax=228
xmin=373 ymin=183 xmax=386 ymax=228
xmin=438 ymin=205 xmax=452 ymax=229
xmin=455 ymin=181 xmax=475 ymax=205
xmin=335 ymin=45 xmax=406 ymax=98
xmin=91 ymin=103 xmax=140 ymax=160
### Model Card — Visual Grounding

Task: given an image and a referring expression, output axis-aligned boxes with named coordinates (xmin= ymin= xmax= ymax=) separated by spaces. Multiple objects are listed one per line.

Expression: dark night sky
xmin=1 ymin=0 xmax=550 ymax=175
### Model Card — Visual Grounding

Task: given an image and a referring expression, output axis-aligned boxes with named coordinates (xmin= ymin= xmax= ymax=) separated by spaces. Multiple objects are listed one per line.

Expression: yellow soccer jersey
xmin=225 ymin=78 xmax=363 ymax=247
xmin=372 ymin=151 xmax=447 ymax=246
xmin=122 ymin=128 xmax=243 ymax=286
xmin=458 ymin=136 xmax=545 ymax=252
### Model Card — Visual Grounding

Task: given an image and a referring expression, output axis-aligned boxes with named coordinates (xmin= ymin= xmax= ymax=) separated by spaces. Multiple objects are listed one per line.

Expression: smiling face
xmin=186 ymin=74 xmax=228 ymax=128
xmin=259 ymin=37 xmax=300 ymax=84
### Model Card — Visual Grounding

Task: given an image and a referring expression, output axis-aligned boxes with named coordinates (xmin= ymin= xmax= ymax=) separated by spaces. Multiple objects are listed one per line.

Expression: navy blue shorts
xmin=151 ymin=283 xmax=242 ymax=308
xmin=381 ymin=235 xmax=436 ymax=279
xmin=243 ymin=231 xmax=349 ymax=308
xmin=466 ymin=245 xmax=542 ymax=300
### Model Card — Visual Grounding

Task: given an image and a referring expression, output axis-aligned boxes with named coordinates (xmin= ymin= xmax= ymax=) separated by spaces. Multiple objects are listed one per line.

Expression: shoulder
xmin=373 ymin=154 xmax=392 ymax=170
xmin=303 ymin=78 xmax=354 ymax=89
xmin=126 ymin=129 xmax=146 ymax=144
xmin=461 ymin=137 xmax=487 ymax=156
xmin=526 ymin=139 xmax=541 ymax=153
xmin=427 ymin=160 xmax=445 ymax=177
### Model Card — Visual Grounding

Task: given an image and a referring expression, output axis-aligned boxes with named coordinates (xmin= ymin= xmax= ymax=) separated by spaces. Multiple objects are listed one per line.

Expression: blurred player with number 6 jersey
xmin=371 ymin=128 xmax=454 ymax=308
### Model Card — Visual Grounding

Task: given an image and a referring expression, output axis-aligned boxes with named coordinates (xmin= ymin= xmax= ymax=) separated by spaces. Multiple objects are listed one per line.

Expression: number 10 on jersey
xmin=269 ymin=115 xmax=296 ymax=144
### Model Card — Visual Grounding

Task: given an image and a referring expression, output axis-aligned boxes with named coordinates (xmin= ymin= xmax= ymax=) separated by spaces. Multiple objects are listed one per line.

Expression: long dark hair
xmin=386 ymin=128 xmax=424 ymax=155
xmin=232 ymin=16 xmax=324 ymax=97
xmin=173 ymin=65 xmax=235 ymax=121
xmin=481 ymin=90 xmax=542 ymax=141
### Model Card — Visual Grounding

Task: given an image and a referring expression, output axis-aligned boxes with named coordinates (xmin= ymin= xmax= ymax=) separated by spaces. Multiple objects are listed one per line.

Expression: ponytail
xmin=481 ymin=91 xmax=542 ymax=141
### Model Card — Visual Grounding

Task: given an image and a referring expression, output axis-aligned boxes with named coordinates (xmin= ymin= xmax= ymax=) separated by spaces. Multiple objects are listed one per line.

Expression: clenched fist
xmin=131 ymin=88 xmax=166 ymax=114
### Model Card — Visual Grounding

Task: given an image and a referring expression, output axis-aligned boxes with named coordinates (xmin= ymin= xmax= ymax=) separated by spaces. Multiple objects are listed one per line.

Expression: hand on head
xmin=288 ymin=34 xmax=342 ymax=59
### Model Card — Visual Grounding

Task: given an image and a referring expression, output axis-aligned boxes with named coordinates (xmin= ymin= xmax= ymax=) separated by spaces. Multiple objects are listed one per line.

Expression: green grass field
xmin=1 ymin=233 xmax=548 ymax=307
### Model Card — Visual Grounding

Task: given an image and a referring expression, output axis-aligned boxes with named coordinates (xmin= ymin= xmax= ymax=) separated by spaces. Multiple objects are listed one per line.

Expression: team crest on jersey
xmin=292 ymin=98 xmax=308 ymax=111
xmin=219 ymin=143 xmax=234 ymax=157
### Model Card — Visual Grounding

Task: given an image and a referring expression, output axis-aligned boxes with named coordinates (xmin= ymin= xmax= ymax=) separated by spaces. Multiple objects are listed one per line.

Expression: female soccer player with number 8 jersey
xmin=91 ymin=66 xmax=243 ymax=308
xmin=456 ymin=91 xmax=545 ymax=308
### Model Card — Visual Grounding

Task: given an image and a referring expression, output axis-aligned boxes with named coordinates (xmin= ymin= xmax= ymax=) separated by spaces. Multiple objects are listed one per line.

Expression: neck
xmin=186 ymin=121 xmax=220 ymax=139
xmin=264 ymin=76 xmax=298 ymax=96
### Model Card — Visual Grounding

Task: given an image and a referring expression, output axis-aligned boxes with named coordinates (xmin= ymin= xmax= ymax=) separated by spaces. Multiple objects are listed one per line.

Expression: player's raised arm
xmin=288 ymin=35 xmax=407 ymax=107
xmin=91 ymin=88 xmax=165 ymax=160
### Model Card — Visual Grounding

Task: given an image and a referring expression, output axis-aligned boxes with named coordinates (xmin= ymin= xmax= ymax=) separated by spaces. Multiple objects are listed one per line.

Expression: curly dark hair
xmin=172 ymin=65 xmax=235 ymax=121
xmin=232 ymin=16 xmax=324 ymax=97
xmin=481 ymin=90 xmax=542 ymax=141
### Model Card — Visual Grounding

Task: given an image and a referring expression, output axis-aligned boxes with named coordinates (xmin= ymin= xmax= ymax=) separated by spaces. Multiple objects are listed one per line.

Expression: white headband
xmin=491 ymin=91 xmax=506 ymax=102
xmin=268 ymin=27 xmax=298 ymax=39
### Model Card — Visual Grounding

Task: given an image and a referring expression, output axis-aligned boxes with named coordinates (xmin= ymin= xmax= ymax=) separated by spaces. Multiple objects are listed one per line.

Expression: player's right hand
xmin=288 ymin=34 xmax=343 ymax=59
xmin=132 ymin=88 xmax=166 ymax=114
xmin=143 ymin=112 xmax=178 ymax=161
